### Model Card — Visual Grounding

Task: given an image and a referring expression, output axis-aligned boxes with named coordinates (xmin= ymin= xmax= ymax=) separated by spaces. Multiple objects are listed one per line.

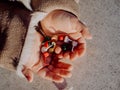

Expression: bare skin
xmin=22 ymin=10 xmax=92 ymax=83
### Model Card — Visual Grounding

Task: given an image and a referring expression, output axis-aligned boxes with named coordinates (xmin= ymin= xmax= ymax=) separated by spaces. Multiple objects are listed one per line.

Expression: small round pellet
xmin=55 ymin=46 xmax=62 ymax=54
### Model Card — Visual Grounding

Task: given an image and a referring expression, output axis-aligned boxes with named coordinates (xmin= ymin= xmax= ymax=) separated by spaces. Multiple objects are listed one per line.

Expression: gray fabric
xmin=0 ymin=1 xmax=31 ymax=71
xmin=31 ymin=0 xmax=80 ymax=19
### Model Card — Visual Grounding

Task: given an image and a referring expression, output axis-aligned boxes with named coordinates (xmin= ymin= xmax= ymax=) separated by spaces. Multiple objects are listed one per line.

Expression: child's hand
xmin=21 ymin=32 xmax=72 ymax=83
xmin=21 ymin=10 xmax=92 ymax=83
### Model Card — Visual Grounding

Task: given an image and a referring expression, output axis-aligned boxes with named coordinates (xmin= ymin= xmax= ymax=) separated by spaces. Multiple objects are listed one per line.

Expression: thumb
xmin=81 ymin=26 xmax=92 ymax=39
xmin=69 ymin=32 xmax=82 ymax=40
xmin=79 ymin=21 xmax=92 ymax=39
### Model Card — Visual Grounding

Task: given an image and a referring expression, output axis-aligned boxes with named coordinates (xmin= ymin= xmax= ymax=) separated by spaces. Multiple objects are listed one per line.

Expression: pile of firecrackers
xmin=40 ymin=34 xmax=78 ymax=66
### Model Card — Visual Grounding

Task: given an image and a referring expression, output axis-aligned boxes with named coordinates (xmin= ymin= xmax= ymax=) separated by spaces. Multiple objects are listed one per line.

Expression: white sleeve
xmin=16 ymin=12 xmax=47 ymax=77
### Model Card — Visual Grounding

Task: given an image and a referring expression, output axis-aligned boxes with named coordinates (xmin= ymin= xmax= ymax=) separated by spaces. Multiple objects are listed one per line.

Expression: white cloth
xmin=16 ymin=12 xmax=47 ymax=77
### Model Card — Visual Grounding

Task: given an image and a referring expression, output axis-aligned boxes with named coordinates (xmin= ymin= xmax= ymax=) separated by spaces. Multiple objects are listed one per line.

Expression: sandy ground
xmin=0 ymin=0 xmax=120 ymax=90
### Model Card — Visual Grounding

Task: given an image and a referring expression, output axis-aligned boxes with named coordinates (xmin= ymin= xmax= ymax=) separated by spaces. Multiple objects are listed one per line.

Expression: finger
xmin=37 ymin=68 xmax=48 ymax=78
xmin=70 ymin=51 xmax=78 ymax=60
xmin=49 ymin=67 xmax=72 ymax=78
xmin=37 ymin=68 xmax=64 ymax=83
xmin=79 ymin=21 xmax=92 ymax=39
xmin=32 ymin=59 xmax=43 ymax=72
xmin=79 ymin=20 xmax=92 ymax=39
xmin=78 ymin=37 xmax=86 ymax=44
xmin=69 ymin=38 xmax=85 ymax=60
xmin=76 ymin=43 xmax=86 ymax=57
xmin=69 ymin=32 xmax=82 ymax=40
xmin=46 ymin=71 xmax=64 ymax=83
xmin=47 ymin=65 xmax=71 ymax=77
xmin=22 ymin=68 xmax=34 ymax=83
xmin=81 ymin=27 xmax=92 ymax=39
xmin=63 ymin=52 xmax=70 ymax=59
xmin=54 ymin=62 xmax=73 ymax=71
xmin=75 ymin=37 xmax=86 ymax=57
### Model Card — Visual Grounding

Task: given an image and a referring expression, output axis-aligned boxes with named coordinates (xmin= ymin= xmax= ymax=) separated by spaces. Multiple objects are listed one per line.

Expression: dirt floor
xmin=0 ymin=0 xmax=120 ymax=90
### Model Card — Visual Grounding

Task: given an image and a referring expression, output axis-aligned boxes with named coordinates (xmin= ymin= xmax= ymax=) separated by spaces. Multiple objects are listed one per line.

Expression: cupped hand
xmin=22 ymin=31 xmax=72 ymax=83
xmin=22 ymin=9 xmax=92 ymax=83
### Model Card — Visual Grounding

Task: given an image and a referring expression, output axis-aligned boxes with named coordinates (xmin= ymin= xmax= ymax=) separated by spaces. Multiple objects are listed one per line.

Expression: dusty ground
xmin=0 ymin=0 xmax=120 ymax=90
